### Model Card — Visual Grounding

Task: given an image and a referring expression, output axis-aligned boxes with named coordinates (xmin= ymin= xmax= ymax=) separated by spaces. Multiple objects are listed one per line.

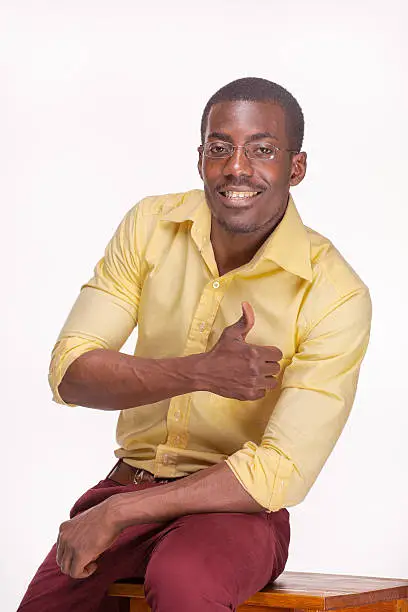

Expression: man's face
xmin=198 ymin=100 xmax=306 ymax=234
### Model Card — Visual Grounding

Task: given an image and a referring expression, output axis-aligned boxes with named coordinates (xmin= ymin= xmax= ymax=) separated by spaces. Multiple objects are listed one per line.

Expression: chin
xmin=216 ymin=215 xmax=263 ymax=235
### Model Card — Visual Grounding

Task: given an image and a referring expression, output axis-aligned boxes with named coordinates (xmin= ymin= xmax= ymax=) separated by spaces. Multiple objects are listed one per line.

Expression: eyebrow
xmin=207 ymin=131 xmax=234 ymax=142
xmin=206 ymin=131 xmax=278 ymax=143
xmin=247 ymin=132 xmax=278 ymax=142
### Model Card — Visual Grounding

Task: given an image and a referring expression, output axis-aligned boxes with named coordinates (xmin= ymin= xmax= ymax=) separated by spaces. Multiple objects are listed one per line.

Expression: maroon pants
xmin=17 ymin=474 xmax=290 ymax=612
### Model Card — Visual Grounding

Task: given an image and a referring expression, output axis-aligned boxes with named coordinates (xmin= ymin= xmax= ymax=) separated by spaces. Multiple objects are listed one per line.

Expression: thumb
xmin=83 ymin=562 xmax=98 ymax=577
xmin=229 ymin=302 xmax=255 ymax=340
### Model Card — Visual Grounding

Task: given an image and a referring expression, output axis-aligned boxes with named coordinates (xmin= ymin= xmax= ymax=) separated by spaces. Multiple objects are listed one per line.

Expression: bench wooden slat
xmin=238 ymin=607 xmax=285 ymax=612
xmin=261 ymin=572 xmax=408 ymax=609
xmin=119 ymin=600 xmax=408 ymax=612
xmin=108 ymin=571 xmax=408 ymax=611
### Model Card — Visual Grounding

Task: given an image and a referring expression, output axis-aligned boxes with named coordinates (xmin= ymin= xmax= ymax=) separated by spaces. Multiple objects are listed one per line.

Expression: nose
xmin=222 ymin=146 xmax=254 ymax=178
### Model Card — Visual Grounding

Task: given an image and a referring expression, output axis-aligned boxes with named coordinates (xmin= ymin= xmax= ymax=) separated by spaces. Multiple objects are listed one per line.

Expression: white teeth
xmin=223 ymin=191 xmax=259 ymax=199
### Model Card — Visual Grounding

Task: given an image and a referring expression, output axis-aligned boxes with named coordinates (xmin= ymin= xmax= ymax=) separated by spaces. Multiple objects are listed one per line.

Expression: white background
xmin=1 ymin=0 xmax=407 ymax=609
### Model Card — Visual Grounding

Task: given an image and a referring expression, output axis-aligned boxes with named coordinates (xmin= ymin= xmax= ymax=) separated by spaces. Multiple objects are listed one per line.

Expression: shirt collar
xmin=262 ymin=195 xmax=313 ymax=281
xmin=162 ymin=189 xmax=312 ymax=282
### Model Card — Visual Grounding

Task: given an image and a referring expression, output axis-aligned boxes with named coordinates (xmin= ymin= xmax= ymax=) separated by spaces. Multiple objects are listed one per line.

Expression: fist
xmin=200 ymin=302 xmax=283 ymax=401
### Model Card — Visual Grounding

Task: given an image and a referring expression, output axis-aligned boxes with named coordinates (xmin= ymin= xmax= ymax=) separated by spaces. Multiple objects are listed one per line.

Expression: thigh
xmin=144 ymin=508 xmax=290 ymax=609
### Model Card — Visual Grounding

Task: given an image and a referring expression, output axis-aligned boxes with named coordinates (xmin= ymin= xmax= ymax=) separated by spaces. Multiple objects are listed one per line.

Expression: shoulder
xmin=133 ymin=189 xmax=200 ymax=217
xmin=114 ymin=189 xmax=197 ymax=236
xmin=300 ymin=226 xmax=371 ymax=332
xmin=115 ymin=190 xmax=202 ymax=262
xmin=121 ymin=189 xmax=200 ymax=235
xmin=306 ymin=226 xmax=369 ymax=297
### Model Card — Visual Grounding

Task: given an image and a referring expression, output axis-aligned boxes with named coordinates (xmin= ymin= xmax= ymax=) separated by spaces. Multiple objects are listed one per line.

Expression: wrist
xmin=105 ymin=485 xmax=177 ymax=529
xmin=106 ymin=493 xmax=134 ymax=531
xmin=182 ymin=353 xmax=212 ymax=393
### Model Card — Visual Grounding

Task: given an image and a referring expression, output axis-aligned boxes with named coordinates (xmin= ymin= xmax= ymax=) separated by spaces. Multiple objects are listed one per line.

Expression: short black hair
xmin=201 ymin=77 xmax=304 ymax=151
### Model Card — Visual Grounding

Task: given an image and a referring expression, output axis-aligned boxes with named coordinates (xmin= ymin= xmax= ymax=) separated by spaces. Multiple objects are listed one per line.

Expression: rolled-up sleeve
xmin=225 ymin=287 xmax=372 ymax=511
xmin=49 ymin=203 xmax=143 ymax=405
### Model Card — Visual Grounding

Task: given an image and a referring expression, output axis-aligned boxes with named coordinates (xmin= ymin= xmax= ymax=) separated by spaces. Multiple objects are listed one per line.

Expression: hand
xmin=199 ymin=302 xmax=283 ymax=401
xmin=56 ymin=497 xmax=122 ymax=579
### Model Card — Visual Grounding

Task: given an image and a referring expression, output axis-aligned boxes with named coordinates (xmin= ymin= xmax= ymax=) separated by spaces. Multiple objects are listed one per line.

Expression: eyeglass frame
xmin=197 ymin=140 xmax=300 ymax=161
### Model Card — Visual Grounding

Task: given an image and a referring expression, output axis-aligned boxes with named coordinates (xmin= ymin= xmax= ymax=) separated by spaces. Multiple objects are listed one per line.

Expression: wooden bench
xmin=108 ymin=571 xmax=408 ymax=611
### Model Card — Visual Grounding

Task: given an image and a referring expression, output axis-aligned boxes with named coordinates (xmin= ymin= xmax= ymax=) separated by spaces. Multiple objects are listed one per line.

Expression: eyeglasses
xmin=198 ymin=141 xmax=299 ymax=161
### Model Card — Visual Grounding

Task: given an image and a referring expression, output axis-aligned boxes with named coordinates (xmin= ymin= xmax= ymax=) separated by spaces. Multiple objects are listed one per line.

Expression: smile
xmin=219 ymin=190 xmax=261 ymax=199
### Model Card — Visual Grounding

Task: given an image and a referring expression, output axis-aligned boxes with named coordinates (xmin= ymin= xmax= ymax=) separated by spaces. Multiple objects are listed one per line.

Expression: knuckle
xmin=268 ymin=346 xmax=282 ymax=360
xmin=275 ymin=348 xmax=283 ymax=360
xmin=248 ymin=363 xmax=259 ymax=376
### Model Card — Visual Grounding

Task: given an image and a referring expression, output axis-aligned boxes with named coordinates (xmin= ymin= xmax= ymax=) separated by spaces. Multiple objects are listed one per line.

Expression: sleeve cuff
xmin=225 ymin=441 xmax=296 ymax=512
xmin=48 ymin=338 xmax=107 ymax=406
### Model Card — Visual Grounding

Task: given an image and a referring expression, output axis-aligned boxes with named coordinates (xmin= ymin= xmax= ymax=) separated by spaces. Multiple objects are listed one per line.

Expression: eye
xmin=253 ymin=144 xmax=274 ymax=157
xmin=204 ymin=141 xmax=233 ymax=158
xmin=209 ymin=143 xmax=228 ymax=154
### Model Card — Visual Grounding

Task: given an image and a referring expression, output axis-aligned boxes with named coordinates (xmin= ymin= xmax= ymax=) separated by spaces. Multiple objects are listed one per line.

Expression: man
xmin=18 ymin=77 xmax=372 ymax=612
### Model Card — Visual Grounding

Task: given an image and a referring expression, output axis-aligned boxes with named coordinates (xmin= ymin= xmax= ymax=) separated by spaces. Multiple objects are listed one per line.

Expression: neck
xmin=210 ymin=205 xmax=287 ymax=276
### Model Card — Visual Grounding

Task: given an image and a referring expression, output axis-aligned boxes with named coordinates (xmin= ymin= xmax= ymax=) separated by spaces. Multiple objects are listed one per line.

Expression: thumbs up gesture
xmin=198 ymin=302 xmax=283 ymax=401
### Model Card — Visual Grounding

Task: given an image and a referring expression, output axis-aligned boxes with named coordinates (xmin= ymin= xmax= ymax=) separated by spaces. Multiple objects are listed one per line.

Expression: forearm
xmin=58 ymin=349 xmax=205 ymax=410
xmin=111 ymin=461 xmax=264 ymax=529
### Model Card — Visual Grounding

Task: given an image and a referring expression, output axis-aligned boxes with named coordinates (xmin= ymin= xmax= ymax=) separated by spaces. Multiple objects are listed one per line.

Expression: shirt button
xmin=199 ymin=322 xmax=206 ymax=332
xmin=174 ymin=435 xmax=181 ymax=445
xmin=212 ymin=281 xmax=220 ymax=289
xmin=162 ymin=454 xmax=170 ymax=465
xmin=174 ymin=410 xmax=181 ymax=421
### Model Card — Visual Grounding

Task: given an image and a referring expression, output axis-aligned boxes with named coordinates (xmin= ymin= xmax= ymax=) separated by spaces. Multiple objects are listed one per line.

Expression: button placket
xmin=183 ymin=273 xmax=233 ymax=358
xmin=170 ymin=432 xmax=186 ymax=447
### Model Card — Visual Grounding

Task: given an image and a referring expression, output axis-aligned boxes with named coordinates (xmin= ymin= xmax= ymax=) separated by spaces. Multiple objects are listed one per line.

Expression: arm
xmin=112 ymin=461 xmax=263 ymax=530
xmin=58 ymin=348 xmax=204 ymax=410
xmin=52 ymin=200 xmax=205 ymax=410
xmin=49 ymin=202 xmax=146 ymax=409
xmin=56 ymin=296 xmax=281 ymax=410
xmin=57 ymin=460 xmax=263 ymax=578
xmin=226 ymin=286 xmax=373 ymax=511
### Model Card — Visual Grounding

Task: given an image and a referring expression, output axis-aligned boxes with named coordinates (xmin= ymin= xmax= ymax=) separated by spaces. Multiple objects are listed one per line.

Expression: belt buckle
xmin=133 ymin=468 xmax=145 ymax=485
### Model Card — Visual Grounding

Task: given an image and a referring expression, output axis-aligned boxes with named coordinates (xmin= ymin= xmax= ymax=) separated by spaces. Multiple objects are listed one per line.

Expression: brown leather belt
xmin=107 ymin=459 xmax=182 ymax=486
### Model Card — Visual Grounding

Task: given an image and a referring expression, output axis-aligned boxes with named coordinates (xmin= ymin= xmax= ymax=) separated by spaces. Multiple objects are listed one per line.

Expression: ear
xmin=289 ymin=152 xmax=307 ymax=186
xmin=197 ymin=146 xmax=204 ymax=181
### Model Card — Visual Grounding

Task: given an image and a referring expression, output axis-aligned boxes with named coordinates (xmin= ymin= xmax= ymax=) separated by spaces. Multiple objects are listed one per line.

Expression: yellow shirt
xmin=49 ymin=189 xmax=372 ymax=512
